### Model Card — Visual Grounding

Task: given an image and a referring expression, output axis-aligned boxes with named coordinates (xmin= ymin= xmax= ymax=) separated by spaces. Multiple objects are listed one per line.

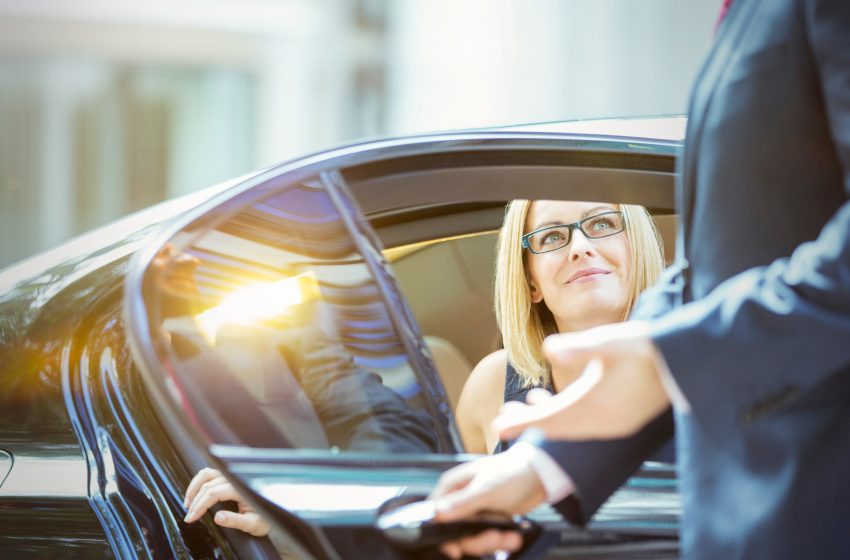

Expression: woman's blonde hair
xmin=494 ymin=200 xmax=665 ymax=388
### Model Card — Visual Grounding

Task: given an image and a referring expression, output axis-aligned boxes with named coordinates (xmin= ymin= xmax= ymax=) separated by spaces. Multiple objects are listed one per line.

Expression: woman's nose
xmin=568 ymin=230 xmax=595 ymax=260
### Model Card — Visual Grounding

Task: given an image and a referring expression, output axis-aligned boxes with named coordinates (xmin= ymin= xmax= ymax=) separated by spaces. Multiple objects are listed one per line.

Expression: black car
xmin=0 ymin=118 xmax=683 ymax=559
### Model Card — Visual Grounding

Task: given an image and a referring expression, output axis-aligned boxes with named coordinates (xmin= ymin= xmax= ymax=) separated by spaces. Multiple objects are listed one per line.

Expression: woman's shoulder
xmin=478 ymin=348 xmax=509 ymax=369
xmin=458 ymin=350 xmax=507 ymax=409
xmin=470 ymin=349 xmax=509 ymax=385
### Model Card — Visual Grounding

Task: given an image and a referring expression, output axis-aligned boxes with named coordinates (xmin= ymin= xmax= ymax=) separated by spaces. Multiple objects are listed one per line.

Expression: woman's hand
xmin=183 ymin=467 xmax=270 ymax=537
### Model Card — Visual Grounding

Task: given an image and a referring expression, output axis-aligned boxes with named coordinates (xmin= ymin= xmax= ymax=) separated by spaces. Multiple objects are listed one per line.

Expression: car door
xmin=124 ymin=125 xmax=682 ymax=559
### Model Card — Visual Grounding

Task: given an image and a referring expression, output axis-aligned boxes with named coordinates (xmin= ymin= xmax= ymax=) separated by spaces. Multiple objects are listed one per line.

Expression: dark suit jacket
xmin=539 ymin=2 xmax=850 ymax=558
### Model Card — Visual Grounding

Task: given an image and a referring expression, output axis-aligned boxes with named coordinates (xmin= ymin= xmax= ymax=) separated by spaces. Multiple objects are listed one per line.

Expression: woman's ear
xmin=528 ymin=278 xmax=543 ymax=303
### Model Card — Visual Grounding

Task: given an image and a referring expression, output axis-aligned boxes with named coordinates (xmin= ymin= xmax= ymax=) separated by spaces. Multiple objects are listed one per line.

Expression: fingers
xmin=434 ymin=478 xmax=496 ymax=522
xmin=492 ymin=396 xmax=562 ymax=441
xmin=434 ymin=452 xmax=544 ymax=522
xmin=493 ymin=363 xmax=603 ymax=441
xmin=439 ymin=529 xmax=523 ymax=560
xmin=525 ymin=388 xmax=553 ymax=405
xmin=432 ymin=459 xmax=507 ymax=522
xmin=430 ymin=452 xmax=544 ymax=558
xmin=183 ymin=467 xmax=222 ymax=509
xmin=430 ymin=462 xmax=476 ymax=500
xmin=544 ymin=322 xmax=654 ymax=366
xmin=184 ymin=476 xmax=242 ymax=524
xmin=498 ymin=400 xmax=528 ymax=416
xmin=543 ymin=331 xmax=596 ymax=369
xmin=183 ymin=469 xmax=271 ymax=538
xmin=213 ymin=510 xmax=270 ymax=537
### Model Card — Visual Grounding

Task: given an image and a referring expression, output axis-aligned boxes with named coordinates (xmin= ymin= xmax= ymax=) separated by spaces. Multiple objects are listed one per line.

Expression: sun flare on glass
xmin=194 ymin=272 xmax=316 ymax=344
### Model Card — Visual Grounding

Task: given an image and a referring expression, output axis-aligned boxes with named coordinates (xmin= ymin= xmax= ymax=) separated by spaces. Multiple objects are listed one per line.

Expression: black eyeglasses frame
xmin=521 ymin=210 xmax=625 ymax=254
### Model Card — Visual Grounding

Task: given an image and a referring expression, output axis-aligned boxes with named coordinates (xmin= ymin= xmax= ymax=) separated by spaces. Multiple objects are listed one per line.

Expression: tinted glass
xmin=147 ymin=178 xmax=449 ymax=454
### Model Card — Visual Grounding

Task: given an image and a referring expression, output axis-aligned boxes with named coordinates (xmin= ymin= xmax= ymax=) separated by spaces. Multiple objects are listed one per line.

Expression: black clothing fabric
xmin=543 ymin=2 xmax=850 ymax=558
xmin=493 ymin=363 xmax=553 ymax=454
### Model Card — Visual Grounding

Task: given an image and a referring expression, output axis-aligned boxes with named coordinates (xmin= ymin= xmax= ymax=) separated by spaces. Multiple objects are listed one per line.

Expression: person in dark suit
xmin=431 ymin=1 xmax=850 ymax=558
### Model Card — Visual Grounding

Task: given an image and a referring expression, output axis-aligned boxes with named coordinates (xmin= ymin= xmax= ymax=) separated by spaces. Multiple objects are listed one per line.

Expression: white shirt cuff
xmin=510 ymin=440 xmax=575 ymax=504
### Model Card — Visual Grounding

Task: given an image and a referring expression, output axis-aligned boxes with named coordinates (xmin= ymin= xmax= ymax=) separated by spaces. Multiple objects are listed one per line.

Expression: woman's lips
xmin=567 ymin=267 xmax=611 ymax=284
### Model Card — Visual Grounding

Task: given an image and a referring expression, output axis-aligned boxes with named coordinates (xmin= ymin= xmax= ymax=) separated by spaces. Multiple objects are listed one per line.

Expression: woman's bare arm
xmin=455 ymin=349 xmax=508 ymax=454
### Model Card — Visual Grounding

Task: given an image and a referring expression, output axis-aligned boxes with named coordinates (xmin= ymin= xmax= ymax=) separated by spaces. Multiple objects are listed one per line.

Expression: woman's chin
xmin=554 ymin=296 xmax=627 ymax=331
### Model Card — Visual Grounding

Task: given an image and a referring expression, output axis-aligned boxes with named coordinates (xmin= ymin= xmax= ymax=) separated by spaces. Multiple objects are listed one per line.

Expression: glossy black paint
xmin=0 ymin=171 xmax=280 ymax=558
xmin=64 ymin=283 xmax=237 ymax=558
xmin=0 ymin=246 xmax=237 ymax=557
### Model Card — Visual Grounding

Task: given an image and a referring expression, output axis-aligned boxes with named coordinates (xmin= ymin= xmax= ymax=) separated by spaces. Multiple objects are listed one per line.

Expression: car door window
xmin=142 ymin=174 xmax=458 ymax=456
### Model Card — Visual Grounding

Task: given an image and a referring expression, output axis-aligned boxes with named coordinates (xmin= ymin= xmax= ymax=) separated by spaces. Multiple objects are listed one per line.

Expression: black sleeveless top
xmin=493 ymin=362 xmax=552 ymax=454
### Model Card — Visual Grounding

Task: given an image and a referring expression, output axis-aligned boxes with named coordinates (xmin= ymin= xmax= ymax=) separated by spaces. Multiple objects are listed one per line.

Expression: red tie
xmin=715 ymin=0 xmax=733 ymax=33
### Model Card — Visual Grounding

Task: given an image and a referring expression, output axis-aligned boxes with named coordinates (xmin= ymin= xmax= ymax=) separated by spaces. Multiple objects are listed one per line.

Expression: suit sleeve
xmin=650 ymin=0 xmax=850 ymax=435
xmin=536 ymin=411 xmax=674 ymax=525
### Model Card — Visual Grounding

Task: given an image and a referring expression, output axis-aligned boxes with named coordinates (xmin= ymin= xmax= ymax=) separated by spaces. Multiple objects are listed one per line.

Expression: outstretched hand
xmin=494 ymin=321 xmax=672 ymax=442
xmin=183 ymin=467 xmax=270 ymax=537
xmin=429 ymin=445 xmax=547 ymax=559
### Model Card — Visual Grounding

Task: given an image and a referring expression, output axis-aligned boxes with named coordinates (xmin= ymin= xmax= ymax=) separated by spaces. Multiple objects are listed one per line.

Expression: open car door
xmin=125 ymin=125 xmax=683 ymax=559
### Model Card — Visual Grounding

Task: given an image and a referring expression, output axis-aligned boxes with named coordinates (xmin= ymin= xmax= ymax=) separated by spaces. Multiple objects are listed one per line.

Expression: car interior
xmin=382 ymin=211 xmax=677 ymax=410
xmin=339 ymin=147 xmax=678 ymax=417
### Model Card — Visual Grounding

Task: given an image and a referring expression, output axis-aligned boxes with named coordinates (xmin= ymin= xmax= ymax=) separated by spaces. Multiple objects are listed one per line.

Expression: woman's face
xmin=524 ymin=200 xmax=632 ymax=333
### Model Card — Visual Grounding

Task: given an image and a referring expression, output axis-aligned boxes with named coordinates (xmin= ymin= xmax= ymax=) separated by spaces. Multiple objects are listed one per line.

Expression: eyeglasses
xmin=521 ymin=211 xmax=625 ymax=254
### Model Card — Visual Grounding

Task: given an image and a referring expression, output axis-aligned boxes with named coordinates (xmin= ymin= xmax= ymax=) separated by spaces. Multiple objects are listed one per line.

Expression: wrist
xmin=513 ymin=431 xmax=576 ymax=504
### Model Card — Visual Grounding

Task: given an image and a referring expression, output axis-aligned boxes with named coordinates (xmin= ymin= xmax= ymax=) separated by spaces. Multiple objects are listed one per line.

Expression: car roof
xmin=492 ymin=115 xmax=686 ymax=141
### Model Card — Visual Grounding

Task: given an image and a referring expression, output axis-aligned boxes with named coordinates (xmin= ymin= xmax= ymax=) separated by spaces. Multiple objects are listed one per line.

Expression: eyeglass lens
xmin=526 ymin=212 xmax=624 ymax=253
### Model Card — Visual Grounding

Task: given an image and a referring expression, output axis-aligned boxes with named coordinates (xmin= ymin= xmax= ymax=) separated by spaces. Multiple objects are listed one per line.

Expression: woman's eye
xmin=540 ymin=230 xmax=565 ymax=245
xmin=588 ymin=217 xmax=613 ymax=231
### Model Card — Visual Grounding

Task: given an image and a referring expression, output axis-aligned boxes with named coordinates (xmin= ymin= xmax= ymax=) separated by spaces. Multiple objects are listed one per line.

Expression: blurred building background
xmin=0 ymin=0 xmax=720 ymax=269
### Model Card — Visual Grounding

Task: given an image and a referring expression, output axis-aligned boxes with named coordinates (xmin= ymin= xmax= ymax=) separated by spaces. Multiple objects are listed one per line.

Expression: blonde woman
xmin=456 ymin=200 xmax=665 ymax=454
